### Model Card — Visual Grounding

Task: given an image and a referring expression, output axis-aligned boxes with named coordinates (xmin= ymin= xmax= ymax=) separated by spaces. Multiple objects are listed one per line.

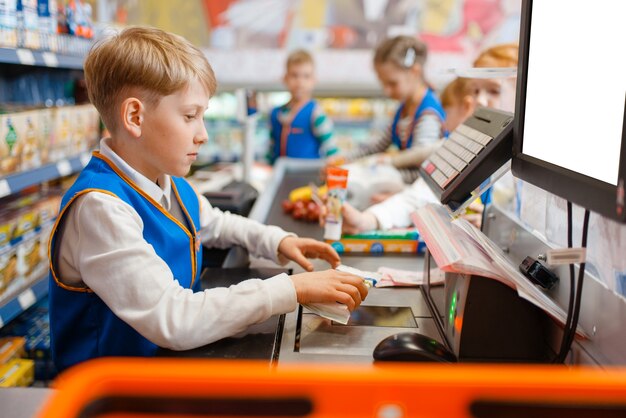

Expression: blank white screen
xmin=522 ymin=1 xmax=626 ymax=185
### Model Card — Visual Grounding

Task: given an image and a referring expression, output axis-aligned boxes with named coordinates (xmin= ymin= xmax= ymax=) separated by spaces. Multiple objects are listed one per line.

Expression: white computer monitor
xmin=512 ymin=0 xmax=626 ymax=222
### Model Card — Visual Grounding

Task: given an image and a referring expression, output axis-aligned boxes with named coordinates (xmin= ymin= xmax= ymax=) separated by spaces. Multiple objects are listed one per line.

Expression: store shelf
xmin=0 ymin=269 xmax=48 ymax=328
xmin=0 ymin=152 xmax=91 ymax=198
xmin=0 ymin=47 xmax=84 ymax=69
xmin=333 ymin=119 xmax=373 ymax=129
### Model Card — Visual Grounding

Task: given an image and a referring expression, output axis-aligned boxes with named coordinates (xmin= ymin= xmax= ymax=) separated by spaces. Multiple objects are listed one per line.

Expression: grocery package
xmin=323 ymin=166 xmax=349 ymax=241
xmin=0 ymin=358 xmax=34 ymax=387
xmin=327 ymin=228 xmax=426 ymax=254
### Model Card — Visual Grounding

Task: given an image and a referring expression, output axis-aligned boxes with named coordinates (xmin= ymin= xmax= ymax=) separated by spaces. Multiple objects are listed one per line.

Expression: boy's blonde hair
xmin=373 ymin=35 xmax=428 ymax=69
xmin=441 ymin=77 xmax=479 ymax=108
xmin=473 ymin=43 xmax=519 ymax=68
xmin=84 ymin=26 xmax=217 ymax=133
xmin=286 ymin=49 xmax=314 ymax=70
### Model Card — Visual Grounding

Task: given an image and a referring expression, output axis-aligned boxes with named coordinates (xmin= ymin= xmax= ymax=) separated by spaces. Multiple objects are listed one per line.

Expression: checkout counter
xmin=187 ymin=157 xmax=626 ymax=366
xmin=161 ymin=159 xmax=444 ymax=364
xmin=174 ymin=159 xmax=559 ymax=365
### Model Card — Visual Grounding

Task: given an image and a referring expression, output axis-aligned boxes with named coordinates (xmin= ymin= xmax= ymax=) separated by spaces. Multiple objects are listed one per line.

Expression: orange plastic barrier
xmin=39 ymin=359 xmax=626 ymax=418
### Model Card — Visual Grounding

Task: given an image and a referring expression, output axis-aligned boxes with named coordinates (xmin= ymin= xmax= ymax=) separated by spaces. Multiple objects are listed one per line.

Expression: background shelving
xmin=0 ymin=46 xmax=83 ymax=69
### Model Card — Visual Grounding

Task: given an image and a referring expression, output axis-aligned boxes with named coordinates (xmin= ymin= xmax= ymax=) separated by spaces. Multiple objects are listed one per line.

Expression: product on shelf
xmin=37 ymin=0 xmax=58 ymax=34
xmin=0 ymin=104 xmax=99 ymax=171
xmin=0 ymin=189 xmax=60 ymax=296
xmin=0 ymin=209 xmax=13 ymax=247
xmin=0 ymin=357 xmax=34 ymax=387
xmin=17 ymin=235 xmax=42 ymax=276
xmin=50 ymin=104 xmax=99 ymax=160
xmin=17 ymin=0 xmax=40 ymax=49
xmin=0 ymin=298 xmax=56 ymax=381
xmin=0 ymin=0 xmax=18 ymax=47
xmin=34 ymin=192 xmax=61 ymax=225
xmin=0 ymin=108 xmax=47 ymax=174
xmin=0 ymin=246 xmax=18 ymax=294
xmin=50 ymin=105 xmax=71 ymax=160
xmin=0 ymin=336 xmax=26 ymax=364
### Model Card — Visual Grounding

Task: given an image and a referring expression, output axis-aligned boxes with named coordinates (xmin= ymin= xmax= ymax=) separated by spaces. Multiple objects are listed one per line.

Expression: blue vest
xmin=270 ymin=100 xmax=320 ymax=162
xmin=391 ymin=88 xmax=446 ymax=150
xmin=48 ymin=152 xmax=202 ymax=371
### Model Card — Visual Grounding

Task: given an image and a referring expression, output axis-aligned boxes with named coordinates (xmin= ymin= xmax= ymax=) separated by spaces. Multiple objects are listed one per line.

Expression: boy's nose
xmin=195 ymin=122 xmax=209 ymax=144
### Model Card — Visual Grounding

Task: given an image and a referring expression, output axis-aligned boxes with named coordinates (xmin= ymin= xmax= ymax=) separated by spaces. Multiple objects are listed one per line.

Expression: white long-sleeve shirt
xmin=54 ymin=138 xmax=297 ymax=351
xmin=366 ymin=177 xmax=439 ymax=230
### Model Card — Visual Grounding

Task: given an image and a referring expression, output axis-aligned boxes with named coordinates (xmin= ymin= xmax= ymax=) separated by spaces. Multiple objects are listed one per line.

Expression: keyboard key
xmin=423 ymin=161 xmax=436 ymax=175
xmin=431 ymin=170 xmax=447 ymax=188
xmin=457 ymin=124 xmax=493 ymax=146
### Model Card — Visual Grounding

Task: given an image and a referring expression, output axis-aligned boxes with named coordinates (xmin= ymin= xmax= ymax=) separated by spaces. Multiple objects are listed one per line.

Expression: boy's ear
xmin=120 ymin=97 xmax=145 ymax=138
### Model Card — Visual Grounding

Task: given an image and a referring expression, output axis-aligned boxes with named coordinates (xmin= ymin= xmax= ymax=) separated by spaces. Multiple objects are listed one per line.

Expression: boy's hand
xmin=290 ymin=270 xmax=369 ymax=311
xmin=278 ymin=236 xmax=341 ymax=272
xmin=319 ymin=202 xmax=379 ymax=235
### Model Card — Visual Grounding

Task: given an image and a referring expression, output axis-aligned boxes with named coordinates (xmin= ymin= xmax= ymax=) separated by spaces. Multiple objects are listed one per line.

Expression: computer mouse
xmin=373 ymin=332 xmax=457 ymax=363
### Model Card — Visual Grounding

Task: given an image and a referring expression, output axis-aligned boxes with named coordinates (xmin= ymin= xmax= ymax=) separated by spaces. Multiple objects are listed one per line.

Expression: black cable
xmin=554 ymin=205 xmax=590 ymax=363
xmin=554 ymin=201 xmax=576 ymax=363
xmin=563 ymin=209 xmax=590 ymax=359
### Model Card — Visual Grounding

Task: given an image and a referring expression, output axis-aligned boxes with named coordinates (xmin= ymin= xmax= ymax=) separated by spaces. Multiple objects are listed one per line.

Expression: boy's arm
xmin=198 ymin=194 xmax=294 ymax=264
xmin=58 ymin=192 xmax=298 ymax=350
xmin=197 ymin=195 xmax=340 ymax=270
xmin=311 ymin=105 xmax=338 ymax=157
xmin=365 ymin=177 xmax=439 ymax=230
xmin=341 ymin=124 xmax=393 ymax=161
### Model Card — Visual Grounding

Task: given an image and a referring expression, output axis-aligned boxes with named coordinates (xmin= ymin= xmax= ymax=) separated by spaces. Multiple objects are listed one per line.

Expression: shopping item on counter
xmin=327 ymin=228 xmax=426 ymax=254
xmin=323 ymin=166 xmax=348 ymax=241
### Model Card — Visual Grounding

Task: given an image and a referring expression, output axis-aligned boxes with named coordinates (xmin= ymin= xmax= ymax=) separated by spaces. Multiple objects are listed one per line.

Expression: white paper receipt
xmin=302 ymin=302 xmax=351 ymax=325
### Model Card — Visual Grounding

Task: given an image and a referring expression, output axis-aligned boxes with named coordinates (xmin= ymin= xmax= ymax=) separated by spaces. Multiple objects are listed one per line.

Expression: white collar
xmin=99 ymin=138 xmax=172 ymax=210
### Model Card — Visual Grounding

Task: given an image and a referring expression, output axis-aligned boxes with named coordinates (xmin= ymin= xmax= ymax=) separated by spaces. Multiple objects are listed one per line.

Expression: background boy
xmin=267 ymin=49 xmax=338 ymax=164
xmin=48 ymin=27 xmax=367 ymax=372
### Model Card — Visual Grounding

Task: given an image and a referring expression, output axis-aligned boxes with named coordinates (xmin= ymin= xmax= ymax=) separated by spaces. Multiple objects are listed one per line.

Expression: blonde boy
xmin=268 ymin=49 xmax=337 ymax=163
xmin=48 ymin=27 xmax=367 ymax=372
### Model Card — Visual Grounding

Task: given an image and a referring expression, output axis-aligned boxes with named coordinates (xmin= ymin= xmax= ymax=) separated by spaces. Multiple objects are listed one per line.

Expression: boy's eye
xmin=185 ymin=114 xmax=196 ymax=120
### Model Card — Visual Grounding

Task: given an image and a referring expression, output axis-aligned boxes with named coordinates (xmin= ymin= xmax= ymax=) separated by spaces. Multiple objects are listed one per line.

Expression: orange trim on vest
xmin=48 ymin=188 xmax=120 ymax=293
xmin=170 ymin=180 xmax=198 ymax=288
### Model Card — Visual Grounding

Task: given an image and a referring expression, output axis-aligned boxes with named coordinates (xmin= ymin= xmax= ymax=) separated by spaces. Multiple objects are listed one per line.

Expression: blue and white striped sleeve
xmin=311 ymin=105 xmax=338 ymax=157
